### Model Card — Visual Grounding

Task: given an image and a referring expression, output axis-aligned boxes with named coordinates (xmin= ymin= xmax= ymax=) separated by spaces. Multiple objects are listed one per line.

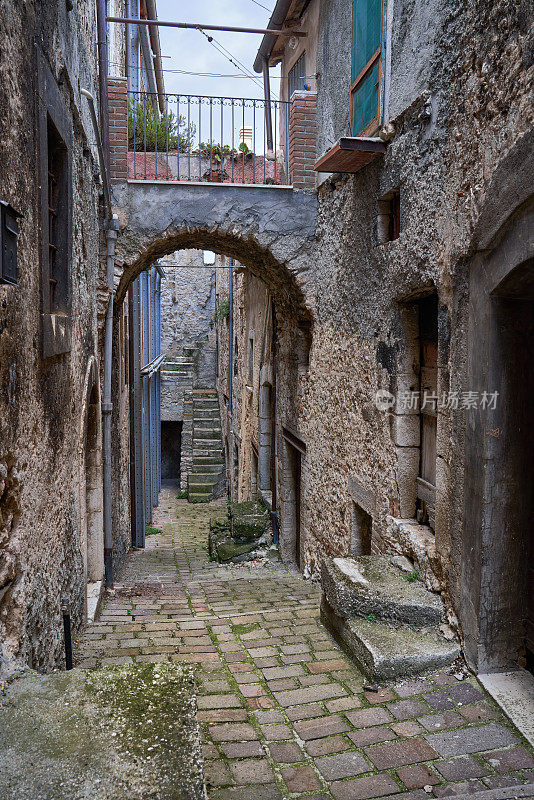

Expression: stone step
xmin=193 ymin=400 xmax=219 ymax=409
xmin=194 ymin=456 xmax=224 ymax=466
xmin=321 ymin=555 xmax=443 ymax=627
xmin=194 ymin=419 xmax=221 ymax=429
xmin=321 ymin=597 xmax=459 ymax=681
xmin=189 ymin=471 xmax=222 ymax=483
xmin=194 ymin=410 xmax=220 ymax=419
xmin=187 ymin=482 xmax=216 ymax=494
xmin=194 ymin=429 xmax=221 ymax=439
xmin=187 ymin=493 xmax=210 ymax=503
xmin=190 ymin=463 xmax=222 ymax=473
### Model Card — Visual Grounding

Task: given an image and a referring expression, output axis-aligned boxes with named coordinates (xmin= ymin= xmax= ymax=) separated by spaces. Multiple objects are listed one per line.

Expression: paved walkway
xmin=75 ymin=486 xmax=534 ymax=799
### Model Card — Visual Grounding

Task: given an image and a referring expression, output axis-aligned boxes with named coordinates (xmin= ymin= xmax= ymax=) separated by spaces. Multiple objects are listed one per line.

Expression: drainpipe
xmin=262 ymin=58 xmax=274 ymax=153
xmin=228 ymin=259 xmax=234 ymax=501
xmin=146 ymin=0 xmax=166 ymax=113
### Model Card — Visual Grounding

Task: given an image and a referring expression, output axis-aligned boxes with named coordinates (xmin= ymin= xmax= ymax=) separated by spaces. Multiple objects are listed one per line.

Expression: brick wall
xmin=108 ymin=77 xmax=128 ymax=183
xmin=288 ymin=91 xmax=317 ymax=190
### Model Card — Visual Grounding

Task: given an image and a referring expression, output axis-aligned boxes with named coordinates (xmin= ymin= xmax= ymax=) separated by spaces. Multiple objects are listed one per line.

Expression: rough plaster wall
xmin=0 ymin=1 xmax=105 ymax=676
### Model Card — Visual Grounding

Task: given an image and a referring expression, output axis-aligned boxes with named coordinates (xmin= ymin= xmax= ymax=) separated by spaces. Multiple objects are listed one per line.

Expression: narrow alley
xmin=74 ymin=487 xmax=534 ymax=800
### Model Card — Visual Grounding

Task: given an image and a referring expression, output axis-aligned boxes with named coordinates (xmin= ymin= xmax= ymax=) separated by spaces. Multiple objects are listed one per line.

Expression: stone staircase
xmin=321 ymin=555 xmax=459 ymax=681
xmin=187 ymin=390 xmax=225 ymax=502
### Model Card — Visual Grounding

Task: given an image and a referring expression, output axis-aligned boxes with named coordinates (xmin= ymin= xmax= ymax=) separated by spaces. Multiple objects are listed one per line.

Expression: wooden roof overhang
xmin=314 ymin=137 xmax=386 ymax=174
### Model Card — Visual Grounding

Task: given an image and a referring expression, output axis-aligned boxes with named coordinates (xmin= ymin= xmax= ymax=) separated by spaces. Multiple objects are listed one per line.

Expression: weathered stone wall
xmin=0 ymin=2 xmax=107 ymax=674
xmin=300 ymin=0 xmax=534 ymax=667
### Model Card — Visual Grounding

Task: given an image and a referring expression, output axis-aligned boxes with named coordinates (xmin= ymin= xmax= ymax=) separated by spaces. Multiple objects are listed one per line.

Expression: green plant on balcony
xmin=128 ymin=100 xmax=195 ymax=152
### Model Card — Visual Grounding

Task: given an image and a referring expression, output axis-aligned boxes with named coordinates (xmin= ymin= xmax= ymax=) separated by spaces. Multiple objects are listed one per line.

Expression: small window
xmin=47 ymin=117 xmax=69 ymax=313
xmin=288 ymin=52 xmax=306 ymax=97
xmin=350 ymin=0 xmax=383 ymax=135
xmin=377 ymin=189 xmax=400 ymax=243
xmin=248 ymin=335 xmax=254 ymax=382
xmin=351 ymin=502 xmax=372 ymax=556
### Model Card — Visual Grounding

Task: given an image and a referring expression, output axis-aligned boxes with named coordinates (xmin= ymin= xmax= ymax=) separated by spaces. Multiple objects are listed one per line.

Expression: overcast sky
xmin=154 ymin=0 xmax=281 ymax=100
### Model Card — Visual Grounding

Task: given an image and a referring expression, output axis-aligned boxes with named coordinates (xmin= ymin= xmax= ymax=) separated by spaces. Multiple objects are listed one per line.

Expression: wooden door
xmin=417 ymin=295 xmax=438 ymax=529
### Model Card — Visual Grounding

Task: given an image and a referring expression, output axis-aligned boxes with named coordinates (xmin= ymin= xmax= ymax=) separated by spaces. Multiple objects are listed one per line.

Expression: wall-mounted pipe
xmin=96 ymin=0 xmax=110 ymax=174
xmin=228 ymin=259 xmax=235 ymax=501
xmin=146 ymin=0 xmax=166 ymax=113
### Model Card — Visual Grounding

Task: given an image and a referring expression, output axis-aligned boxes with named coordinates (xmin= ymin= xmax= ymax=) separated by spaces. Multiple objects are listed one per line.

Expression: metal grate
xmin=288 ymin=52 xmax=306 ymax=98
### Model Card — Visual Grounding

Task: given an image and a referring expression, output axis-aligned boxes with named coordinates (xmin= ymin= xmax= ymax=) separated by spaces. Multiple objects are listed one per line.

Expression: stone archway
xmin=112 ymin=182 xmax=317 ymax=314
xmin=79 ymin=358 xmax=104 ymax=621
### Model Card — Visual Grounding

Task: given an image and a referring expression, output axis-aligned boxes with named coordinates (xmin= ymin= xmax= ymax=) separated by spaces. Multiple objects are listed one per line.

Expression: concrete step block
xmin=321 ymin=596 xmax=459 ymax=682
xmin=321 ymin=555 xmax=444 ymax=627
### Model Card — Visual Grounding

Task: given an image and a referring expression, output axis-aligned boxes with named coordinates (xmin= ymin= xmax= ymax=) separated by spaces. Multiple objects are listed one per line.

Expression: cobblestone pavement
xmin=75 ymin=486 xmax=534 ymax=799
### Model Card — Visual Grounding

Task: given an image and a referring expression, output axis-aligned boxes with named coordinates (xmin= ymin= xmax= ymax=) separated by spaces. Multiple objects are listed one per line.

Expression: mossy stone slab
xmin=0 ymin=663 xmax=206 ymax=799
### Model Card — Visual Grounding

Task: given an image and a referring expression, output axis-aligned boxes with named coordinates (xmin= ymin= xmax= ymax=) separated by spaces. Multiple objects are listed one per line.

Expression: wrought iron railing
xmin=127 ymin=91 xmax=290 ymax=185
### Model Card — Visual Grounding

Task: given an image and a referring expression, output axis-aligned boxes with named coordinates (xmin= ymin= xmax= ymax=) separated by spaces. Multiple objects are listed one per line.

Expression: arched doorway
xmin=80 ymin=362 xmax=104 ymax=621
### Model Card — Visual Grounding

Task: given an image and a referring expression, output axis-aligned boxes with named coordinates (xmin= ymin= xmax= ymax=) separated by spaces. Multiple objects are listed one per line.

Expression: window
xmin=248 ymin=334 xmax=254 ymax=382
xmin=377 ymin=189 xmax=401 ymax=243
xmin=38 ymin=49 xmax=72 ymax=358
xmin=350 ymin=0 xmax=383 ymax=136
xmin=288 ymin=52 xmax=306 ymax=98
xmin=47 ymin=118 xmax=68 ymax=313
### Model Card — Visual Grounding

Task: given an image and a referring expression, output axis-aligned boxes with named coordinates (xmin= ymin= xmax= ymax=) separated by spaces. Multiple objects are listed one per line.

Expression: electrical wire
xmin=246 ymin=0 xmax=272 ymax=11
xmin=197 ymin=29 xmax=266 ymax=93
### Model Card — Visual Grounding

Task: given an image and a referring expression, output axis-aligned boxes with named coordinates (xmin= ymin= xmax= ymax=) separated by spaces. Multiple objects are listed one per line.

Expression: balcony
xmin=127 ymin=91 xmax=290 ymax=185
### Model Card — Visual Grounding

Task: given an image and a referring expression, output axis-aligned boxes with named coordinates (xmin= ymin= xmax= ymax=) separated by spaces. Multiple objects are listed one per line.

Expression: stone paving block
xmin=228 ymin=662 xmax=256 ymax=673
xmin=235 ymin=672 xmax=262 ymax=684
xmin=305 ymin=735 xmax=353 ymax=756
xmin=209 ymin=723 xmax=258 ymax=741
xmin=307 ymin=659 xmax=349 ymax=673
xmin=268 ymin=741 xmax=306 ymax=763
xmin=315 ymin=751 xmax=371 ymax=781
xmin=274 ymin=683 xmax=347 ymax=707
xmin=285 ymin=703 xmax=324 ymax=721
xmin=325 ymin=696 xmax=363 ymax=713
xmin=246 ymin=696 xmax=275 ymax=710
xmin=457 ymin=702 xmax=499 ymax=723
xmin=422 ymin=691 xmax=456 ymax=711
xmin=260 ymin=723 xmax=293 ymax=741
xmin=230 ymin=759 xmax=275 ymax=784
xmin=425 ymin=723 xmax=518 ymax=757
xmin=391 ymin=720 xmax=425 ymax=737
xmin=435 ymin=755 xmax=491 ymax=781
xmin=205 ymin=759 xmax=234 ymax=787
xmin=209 ymin=783 xmax=284 ymax=799
xmin=483 ymin=747 xmax=534 ymax=772
xmin=345 ymin=707 xmax=394 ymax=728
xmin=240 ymin=684 xmax=266 ymax=698
xmin=294 ymin=714 xmax=351 ymax=741
xmin=388 ymin=699 xmax=431 ymax=720
xmin=254 ymin=709 xmax=285 ymax=724
xmin=348 ymin=727 xmax=397 ymax=747
xmin=432 ymin=778 xmax=486 ymax=796
xmin=330 ymin=773 xmax=400 ymax=800
xmin=394 ymin=679 xmax=435 ymax=698
xmin=397 ymin=764 xmax=441 ymax=789
xmin=418 ymin=711 xmax=464 ymax=732
xmin=221 ymin=741 xmax=265 ymax=759
xmin=266 ymin=678 xmax=299 ymax=692
xmin=262 ymin=665 xmax=305 ymax=680
xmin=198 ymin=694 xmax=242 ymax=709
xmin=483 ymin=775 xmax=525 ymax=789
xmin=300 ymin=674 xmax=333 ymax=687
xmin=199 ymin=708 xmax=249 ymax=723
xmin=447 ymin=683 xmax=485 ymax=706
xmin=280 ymin=764 xmax=323 ymax=792
xmin=365 ymin=738 xmax=439 ymax=769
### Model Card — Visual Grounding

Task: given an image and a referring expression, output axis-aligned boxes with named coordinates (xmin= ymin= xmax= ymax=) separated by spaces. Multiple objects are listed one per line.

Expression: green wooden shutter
xmin=352 ymin=0 xmax=382 ymax=82
xmin=351 ymin=61 xmax=379 ymax=134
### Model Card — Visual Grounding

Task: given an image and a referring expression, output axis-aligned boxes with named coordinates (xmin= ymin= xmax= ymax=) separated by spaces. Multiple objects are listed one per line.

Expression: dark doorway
xmin=350 ymin=502 xmax=372 ymax=556
xmin=161 ymin=421 xmax=182 ymax=482
xmin=417 ymin=294 xmax=438 ymax=529
xmin=285 ymin=441 xmax=302 ymax=569
xmin=490 ymin=261 xmax=534 ymax=672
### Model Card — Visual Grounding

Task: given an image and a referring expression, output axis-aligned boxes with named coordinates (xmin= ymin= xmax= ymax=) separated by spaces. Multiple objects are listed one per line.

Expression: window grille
xmin=288 ymin=52 xmax=306 ymax=98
